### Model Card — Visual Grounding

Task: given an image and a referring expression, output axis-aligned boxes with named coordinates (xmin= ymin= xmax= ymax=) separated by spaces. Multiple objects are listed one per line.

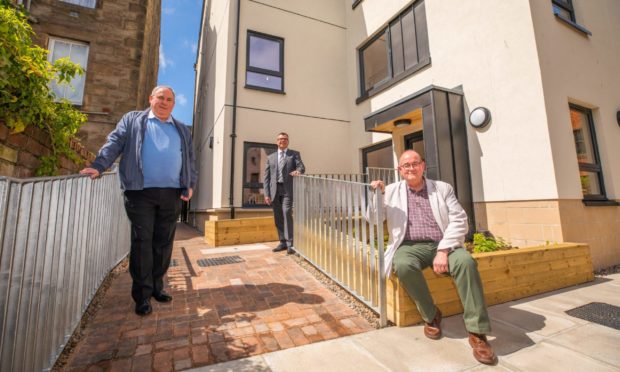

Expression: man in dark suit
xmin=263 ymin=132 xmax=305 ymax=254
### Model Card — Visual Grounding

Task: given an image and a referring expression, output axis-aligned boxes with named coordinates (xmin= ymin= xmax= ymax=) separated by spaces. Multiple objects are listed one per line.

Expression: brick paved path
xmin=63 ymin=224 xmax=374 ymax=371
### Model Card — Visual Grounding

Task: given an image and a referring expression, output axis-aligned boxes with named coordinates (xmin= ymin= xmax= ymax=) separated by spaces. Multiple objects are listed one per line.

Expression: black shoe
xmin=287 ymin=247 xmax=295 ymax=255
xmin=152 ymin=291 xmax=173 ymax=303
xmin=272 ymin=243 xmax=287 ymax=252
xmin=135 ymin=299 xmax=152 ymax=316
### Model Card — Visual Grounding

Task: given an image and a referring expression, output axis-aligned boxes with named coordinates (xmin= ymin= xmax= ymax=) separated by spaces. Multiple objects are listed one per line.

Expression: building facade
xmin=25 ymin=0 xmax=161 ymax=154
xmin=192 ymin=0 xmax=620 ymax=269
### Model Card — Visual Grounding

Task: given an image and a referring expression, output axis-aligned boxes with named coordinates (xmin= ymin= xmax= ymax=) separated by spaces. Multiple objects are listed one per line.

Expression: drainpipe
xmin=229 ymin=0 xmax=241 ymax=219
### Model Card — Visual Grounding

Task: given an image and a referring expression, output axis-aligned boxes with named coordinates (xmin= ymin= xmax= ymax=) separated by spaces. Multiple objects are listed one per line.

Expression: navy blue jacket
xmin=91 ymin=109 xmax=197 ymax=193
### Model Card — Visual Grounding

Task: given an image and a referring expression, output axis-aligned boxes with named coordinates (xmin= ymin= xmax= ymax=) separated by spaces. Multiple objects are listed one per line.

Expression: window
xmin=552 ymin=0 xmax=575 ymax=22
xmin=47 ymin=38 xmax=89 ymax=105
xmin=246 ymin=31 xmax=284 ymax=93
xmin=358 ymin=0 xmax=429 ymax=101
xmin=362 ymin=140 xmax=393 ymax=171
xmin=59 ymin=0 xmax=96 ymax=8
xmin=242 ymin=142 xmax=277 ymax=207
xmin=551 ymin=0 xmax=591 ymax=35
xmin=569 ymin=104 xmax=609 ymax=201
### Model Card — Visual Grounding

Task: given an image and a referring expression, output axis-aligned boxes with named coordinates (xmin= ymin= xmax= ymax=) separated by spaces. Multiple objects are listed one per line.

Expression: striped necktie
xmin=278 ymin=151 xmax=286 ymax=182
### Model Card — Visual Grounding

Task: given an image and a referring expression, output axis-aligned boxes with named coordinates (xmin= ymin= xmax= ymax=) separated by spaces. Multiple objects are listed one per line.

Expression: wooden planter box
xmin=387 ymin=243 xmax=595 ymax=326
xmin=205 ymin=217 xmax=278 ymax=246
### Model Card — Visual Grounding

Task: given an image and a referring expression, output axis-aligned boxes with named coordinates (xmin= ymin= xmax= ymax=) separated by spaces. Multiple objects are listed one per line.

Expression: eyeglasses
xmin=399 ymin=161 xmax=423 ymax=170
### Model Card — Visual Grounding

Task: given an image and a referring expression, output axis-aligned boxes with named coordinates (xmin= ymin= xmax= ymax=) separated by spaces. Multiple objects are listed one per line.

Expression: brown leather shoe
xmin=468 ymin=333 xmax=498 ymax=365
xmin=423 ymin=307 xmax=442 ymax=340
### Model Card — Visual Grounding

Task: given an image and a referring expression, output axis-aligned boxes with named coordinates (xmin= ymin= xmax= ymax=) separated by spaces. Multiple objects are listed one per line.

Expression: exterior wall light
xmin=394 ymin=118 xmax=412 ymax=128
xmin=469 ymin=107 xmax=492 ymax=129
xmin=617 ymin=110 xmax=620 ymax=126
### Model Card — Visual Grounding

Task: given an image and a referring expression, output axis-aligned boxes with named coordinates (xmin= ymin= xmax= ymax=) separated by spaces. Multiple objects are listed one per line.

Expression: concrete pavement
xmin=188 ymin=272 xmax=620 ymax=372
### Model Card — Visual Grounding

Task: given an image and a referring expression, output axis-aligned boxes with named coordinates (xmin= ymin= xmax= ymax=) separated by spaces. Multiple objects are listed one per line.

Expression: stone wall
xmin=0 ymin=121 xmax=95 ymax=178
xmin=28 ymin=0 xmax=161 ymax=155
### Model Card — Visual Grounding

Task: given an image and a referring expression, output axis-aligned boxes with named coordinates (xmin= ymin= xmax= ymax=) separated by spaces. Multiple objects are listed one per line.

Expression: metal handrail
xmin=0 ymin=172 xmax=130 ymax=372
xmin=293 ymin=174 xmax=386 ymax=327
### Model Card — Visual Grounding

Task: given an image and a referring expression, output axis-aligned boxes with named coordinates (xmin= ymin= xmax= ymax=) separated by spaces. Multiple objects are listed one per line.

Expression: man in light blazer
xmin=264 ymin=132 xmax=305 ymax=254
xmin=370 ymin=150 xmax=497 ymax=365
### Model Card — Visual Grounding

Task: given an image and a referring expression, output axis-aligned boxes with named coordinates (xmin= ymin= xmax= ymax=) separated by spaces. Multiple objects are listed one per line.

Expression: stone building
xmin=192 ymin=0 xmax=620 ymax=269
xmin=24 ymin=0 xmax=161 ymax=154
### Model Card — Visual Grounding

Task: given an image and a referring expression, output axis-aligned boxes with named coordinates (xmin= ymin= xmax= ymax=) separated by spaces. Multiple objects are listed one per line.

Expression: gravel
xmin=594 ymin=264 xmax=620 ymax=277
xmin=291 ymin=254 xmax=386 ymax=329
xmin=52 ymin=258 xmax=129 ymax=371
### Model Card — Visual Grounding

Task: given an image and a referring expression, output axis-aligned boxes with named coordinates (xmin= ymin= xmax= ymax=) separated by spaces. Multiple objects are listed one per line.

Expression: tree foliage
xmin=0 ymin=0 xmax=87 ymax=175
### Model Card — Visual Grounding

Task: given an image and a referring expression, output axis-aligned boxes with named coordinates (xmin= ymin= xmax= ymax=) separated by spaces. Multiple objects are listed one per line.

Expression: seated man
xmin=370 ymin=150 xmax=497 ymax=365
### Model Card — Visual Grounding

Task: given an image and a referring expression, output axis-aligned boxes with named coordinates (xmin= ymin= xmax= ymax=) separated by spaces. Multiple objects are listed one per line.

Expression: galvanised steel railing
xmin=0 ymin=172 xmax=130 ymax=372
xmin=366 ymin=167 xmax=401 ymax=185
xmin=294 ymin=174 xmax=387 ymax=327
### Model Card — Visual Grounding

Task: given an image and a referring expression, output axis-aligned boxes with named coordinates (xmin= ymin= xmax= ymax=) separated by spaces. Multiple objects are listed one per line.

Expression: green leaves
xmin=0 ymin=1 xmax=87 ymax=175
xmin=472 ymin=233 xmax=510 ymax=254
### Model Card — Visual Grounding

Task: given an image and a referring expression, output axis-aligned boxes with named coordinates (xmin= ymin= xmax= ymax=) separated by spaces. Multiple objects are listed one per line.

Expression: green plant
xmin=471 ymin=233 xmax=510 ymax=253
xmin=0 ymin=0 xmax=87 ymax=175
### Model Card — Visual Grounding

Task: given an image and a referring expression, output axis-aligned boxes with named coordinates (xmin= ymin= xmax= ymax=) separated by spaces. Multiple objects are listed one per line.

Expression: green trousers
xmin=392 ymin=241 xmax=491 ymax=334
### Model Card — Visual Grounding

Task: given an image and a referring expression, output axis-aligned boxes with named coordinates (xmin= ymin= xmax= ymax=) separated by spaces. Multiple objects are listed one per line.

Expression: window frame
xmin=357 ymin=0 xmax=430 ymax=103
xmin=362 ymin=139 xmax=393 ymax=172
xmin=59 ymin=0 xmax=97 ymax=9
xmin=569 ymin=104 xmax=614 ymax=204
xmin=47 ymin=37 xmax=89 ymax=106
xmin=242 ymin=141 xmax=277 ymax=208
xmin=551 ymin=0 xmax=592 ymax=36
xmin=245 ymin=30 xmax=285 ymax=94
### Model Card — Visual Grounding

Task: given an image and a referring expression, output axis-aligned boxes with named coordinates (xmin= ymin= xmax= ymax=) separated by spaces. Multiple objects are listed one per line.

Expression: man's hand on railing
xmin=80 ymin=167 xmax=100 ymax=179
xmin=370 ymin=180 xmax=385 ymax=194
xmin=289 ymin=170 xmax=301 ymax=176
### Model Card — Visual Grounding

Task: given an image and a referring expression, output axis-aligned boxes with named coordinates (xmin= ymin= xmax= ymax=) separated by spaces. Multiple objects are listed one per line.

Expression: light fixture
xmin=617 ymin=110 xmax=620 ymax=127
xmin=393 ymin=118 xmax=411 ymax=128
xmin=469 ymin=107 xmax=492 ymax=129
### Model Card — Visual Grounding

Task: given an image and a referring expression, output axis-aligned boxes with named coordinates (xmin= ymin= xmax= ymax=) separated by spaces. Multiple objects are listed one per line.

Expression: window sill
xmin=244 ymin=84 xmax=285 ymax=95
xmin=582 ymin=199 xmax=619 ymax=207
xmin=554 ymin=14 xmax=592 ymax=36
xmin=356 ymin=57 xmax=431 ymax=104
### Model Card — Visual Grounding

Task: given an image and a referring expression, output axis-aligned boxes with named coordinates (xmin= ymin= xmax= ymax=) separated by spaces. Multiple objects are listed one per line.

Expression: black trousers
xmin=124 ymin=188 xmax=181 ymax=303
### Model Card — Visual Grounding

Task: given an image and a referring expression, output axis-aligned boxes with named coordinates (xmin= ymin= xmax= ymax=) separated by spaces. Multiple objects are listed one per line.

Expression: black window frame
xmin=245 ymin=30 xmax=285 ymax=94
xmin=551 ymin=0 xmax=592 ymax=36
xmin=362 ymin=139 xmax=393 ymax=172
xmin=357 ymin=0 xmax=430 ymax=103
xmin=569 ymin=104 xmax=615 ymax=205
xmin=242 ymin=141 xmax=277 ymax=208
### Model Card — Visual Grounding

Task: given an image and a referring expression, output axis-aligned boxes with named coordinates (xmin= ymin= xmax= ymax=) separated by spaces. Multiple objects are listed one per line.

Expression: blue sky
xmin=157 ymin=0 xmax=202 ymax=125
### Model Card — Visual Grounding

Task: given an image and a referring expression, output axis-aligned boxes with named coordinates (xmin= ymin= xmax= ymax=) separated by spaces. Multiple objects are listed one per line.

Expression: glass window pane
xmin=249 ymin=35 xmax=281 ymax=72
xmin=59 ymin=0 xmax=96 ymax=8
xmin=390 ymin=20 xmax=404 ymax=76
xmin=579 ymin=171 xmax=601 ymax=196
xmin=570 ymin=107 xmax=595 ymax=164
xmin=246 ymin=71 xmax=282 ymax=91
xmin=366 ymin=143 xmax=393 ymax=169
xmin=243 ymin=188 xmax=268 ymax=206
xmin=51 ymin=40 xmax=71 ymax=62
xmin=244 ymin=146 xmax=275 ymax=183
xmin=362 ymin=31 xmax=389 ymax=92
xmin=552 ymin=4 xmax=572 ymax=19
xmin=401 ymin=8 xmax=418 ymax=69
xmin=65 ymin=74 xmax=85 ymax=103
xmin=70 ymin=44 xmax=89 ymax=68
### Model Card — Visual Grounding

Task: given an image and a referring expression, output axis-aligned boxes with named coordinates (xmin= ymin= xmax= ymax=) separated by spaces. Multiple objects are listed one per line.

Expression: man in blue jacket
xmin=81 ymin=85 xmax=197 ymax=316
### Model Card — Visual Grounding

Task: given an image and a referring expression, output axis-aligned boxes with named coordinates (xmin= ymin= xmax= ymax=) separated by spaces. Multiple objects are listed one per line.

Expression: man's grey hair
xmin=151 ymin=85 xmax=176 ymax=98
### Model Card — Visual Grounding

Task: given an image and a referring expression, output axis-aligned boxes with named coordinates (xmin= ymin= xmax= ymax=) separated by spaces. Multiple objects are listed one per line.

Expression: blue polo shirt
xmin=142 ymin=112 xmax=182 ymax=188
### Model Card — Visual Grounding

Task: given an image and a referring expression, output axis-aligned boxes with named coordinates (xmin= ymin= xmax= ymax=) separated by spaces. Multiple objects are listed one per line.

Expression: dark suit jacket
xmin=263 ymin=149 xmax=305 ymax=200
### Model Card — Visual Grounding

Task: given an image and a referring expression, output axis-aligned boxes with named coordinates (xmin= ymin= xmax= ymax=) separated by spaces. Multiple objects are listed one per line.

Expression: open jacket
xmin=90 ymin=109 xmax=197 ymax=193
xmin=370 ymin=179 xmax=469 ymax=277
